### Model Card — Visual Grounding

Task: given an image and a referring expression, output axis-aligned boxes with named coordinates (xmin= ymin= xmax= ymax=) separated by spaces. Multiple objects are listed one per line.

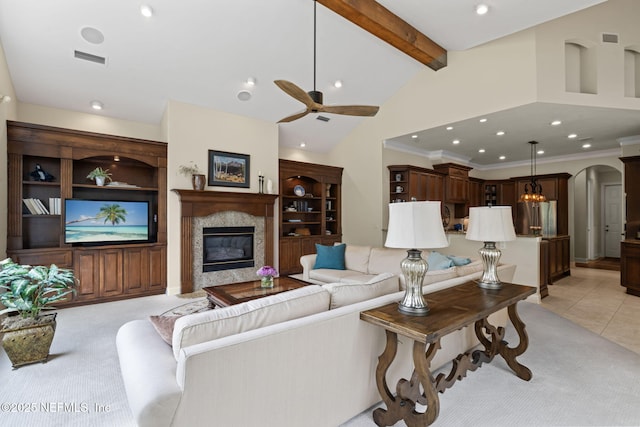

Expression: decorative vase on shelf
xmin=95 ymin=176 xmax=106 ymax=187
xmin=260 ymin=276 xmax=274 ymax=288
xmin=192 ymin=174 xmax=206 ymax=191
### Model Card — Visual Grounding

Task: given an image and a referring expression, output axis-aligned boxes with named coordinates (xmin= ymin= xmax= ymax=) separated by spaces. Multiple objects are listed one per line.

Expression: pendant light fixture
xmin=519 ymin=141 xmax=546 ymax=203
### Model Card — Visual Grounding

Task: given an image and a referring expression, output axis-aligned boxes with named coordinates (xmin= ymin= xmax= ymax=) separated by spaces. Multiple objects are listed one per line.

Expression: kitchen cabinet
xmin=388 ymin=165 xmax=444 ymax=203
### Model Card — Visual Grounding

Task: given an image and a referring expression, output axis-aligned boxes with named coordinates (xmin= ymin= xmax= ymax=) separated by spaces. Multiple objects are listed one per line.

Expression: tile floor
xmin=542 ymin=264 xmax=640 ymax=354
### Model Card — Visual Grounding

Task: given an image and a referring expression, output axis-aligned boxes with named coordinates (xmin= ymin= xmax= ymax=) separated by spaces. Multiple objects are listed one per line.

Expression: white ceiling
xmin=1 ymin=0 xmax=627 ymax=166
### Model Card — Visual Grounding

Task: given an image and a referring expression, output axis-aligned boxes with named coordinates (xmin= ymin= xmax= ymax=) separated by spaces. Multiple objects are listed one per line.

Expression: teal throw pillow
xmin=313 ymin=243 xmax=346 ymax=270
xmin=446 ymin=254 xmax=472 ymax=266
xmin=427 ymin=251 xmax=454 ymax=270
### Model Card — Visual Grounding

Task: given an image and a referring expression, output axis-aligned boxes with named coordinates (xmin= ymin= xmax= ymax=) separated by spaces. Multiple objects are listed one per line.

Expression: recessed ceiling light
xmin=568 ymin=133 xmax=578 ymax=139
xmin=496 ymin=131 xmax=505 ymax=136
xmin=479 ymin=118 xmax=487 ymax=123
xmin=537 ymin=150 xmax=544 ymax=155
xmin=140 ymin=5 xmax=154 ymax=17
xmin=90 ymin=100 xmax=103 ymax=110
xmin=478 ymin=149 xmax=486 ymax=153
xmin=551 ymin=120 xmax=562 ymax=126
xmin=452 ymin=139 xmax=460 ymax=144
xmin=446 ymin=126 xmax=453 ymax=131
xmin=333 ymin=80 xmax=343 ymax=88
xmin=246 ymin=77 xmax=256 ymax=86
xmin=582 ymin=143 xmax=591 ymax=148
xmin=237 ymin=90 xmax=251 ymax=101
xmin=300 ymin=142 xmax=306 ymax=148
xmin=476 ymin=4 xmax=489 ymax=15
xmin=499 ymin=155 xmax=506 ymax=160
xmin=411 ymin=134 xmax=418 ymax=139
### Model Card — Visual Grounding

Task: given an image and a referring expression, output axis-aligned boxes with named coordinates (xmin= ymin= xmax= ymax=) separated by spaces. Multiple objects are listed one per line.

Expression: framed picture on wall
xmin=208 ymin=150 xmax=250 ymax=188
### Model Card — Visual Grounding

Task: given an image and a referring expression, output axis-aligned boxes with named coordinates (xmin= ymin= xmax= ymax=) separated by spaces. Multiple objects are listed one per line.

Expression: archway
xmin=573 ymin=165 xmax=622 ymax=266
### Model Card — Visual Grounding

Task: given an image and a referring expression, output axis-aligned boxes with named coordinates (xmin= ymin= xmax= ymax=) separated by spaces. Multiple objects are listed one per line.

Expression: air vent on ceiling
xmin=602 ymin=33 xmax=619 ymax=44
xmin=74 ymin=50 xmax=106 ymax=65
xmin=316 ymin=115 xmax=330 ymax=122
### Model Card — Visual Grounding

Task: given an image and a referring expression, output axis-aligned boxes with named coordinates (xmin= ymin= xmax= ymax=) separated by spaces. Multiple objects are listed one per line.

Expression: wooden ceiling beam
xmin=317 ymin=0 xmax=447 ymax=71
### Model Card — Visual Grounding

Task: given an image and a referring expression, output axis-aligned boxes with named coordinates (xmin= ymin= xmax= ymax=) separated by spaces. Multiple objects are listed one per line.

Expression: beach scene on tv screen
xmin=65 ymin=200 xmax=149 ymax=243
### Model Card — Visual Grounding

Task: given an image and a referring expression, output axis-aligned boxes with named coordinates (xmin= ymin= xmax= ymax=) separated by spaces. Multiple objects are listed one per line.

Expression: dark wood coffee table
xmin=360 ymin=281 xmax=536 ymax=427
xmin=202 ymin=276 xmax=308 ymax=308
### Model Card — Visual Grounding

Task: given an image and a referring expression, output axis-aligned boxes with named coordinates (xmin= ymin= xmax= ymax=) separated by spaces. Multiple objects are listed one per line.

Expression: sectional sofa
xmin=116 ymin=250 xmax=517 ymax=427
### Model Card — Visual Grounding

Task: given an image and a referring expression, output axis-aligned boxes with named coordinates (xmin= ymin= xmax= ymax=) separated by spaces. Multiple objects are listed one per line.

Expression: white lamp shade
xmin=466 ymin=206 xmax=516 ymax=242
xmin=385 ymin=201 xmax=449 ymax=249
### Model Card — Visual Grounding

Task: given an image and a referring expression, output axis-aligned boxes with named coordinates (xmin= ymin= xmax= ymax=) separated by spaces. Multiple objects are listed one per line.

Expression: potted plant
xmin=0 ymin=258 xmax=77 ymax=368
xmin=86 ymin=167 xmax=112 ymax=186
xmin=179 ymin=162 xmax=206 ymax=190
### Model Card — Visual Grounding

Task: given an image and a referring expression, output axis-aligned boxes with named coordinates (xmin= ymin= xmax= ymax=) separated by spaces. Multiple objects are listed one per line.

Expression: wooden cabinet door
xmin=101 ymin=249 xmax=124 ymax=297
xmin=123 ymin=247 xmax=147 ymax=294
xmin=446 ymin=176 xmax=468 ymax=203
xmin=279 ymin=238 xmax=302 ymax=275
xmin=74 ymin=250 xmax=101 ymax=301
xmin=148 ymin=245 xmax=167 ymax=292
xmin=425 ymin=174 xmax=444 ymax=201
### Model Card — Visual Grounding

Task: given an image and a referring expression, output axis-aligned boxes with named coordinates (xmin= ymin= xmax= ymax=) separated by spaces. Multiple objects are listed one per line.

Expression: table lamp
xmin=385 ymin=201 xmax=449 ymax=315
xmin=465 ymin=206 xmax=516 ymax=289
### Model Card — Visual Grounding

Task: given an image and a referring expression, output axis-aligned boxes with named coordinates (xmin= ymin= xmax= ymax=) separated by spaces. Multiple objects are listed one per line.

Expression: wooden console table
xmin=360 ymin=281 xmax=535 ymax=427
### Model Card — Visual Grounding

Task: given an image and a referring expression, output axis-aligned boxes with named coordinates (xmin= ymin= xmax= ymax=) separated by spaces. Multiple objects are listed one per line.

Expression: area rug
xmin=159 ymin=297 xmax=210 ymax=316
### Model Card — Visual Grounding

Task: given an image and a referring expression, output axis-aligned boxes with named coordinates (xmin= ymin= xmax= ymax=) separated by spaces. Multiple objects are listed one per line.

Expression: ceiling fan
xmin=275 ymin=0 xmax=379 ymax=123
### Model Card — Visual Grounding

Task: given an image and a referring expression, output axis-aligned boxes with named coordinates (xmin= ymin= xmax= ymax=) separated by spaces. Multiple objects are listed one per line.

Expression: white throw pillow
xmin=171 ymin=285 xmax=330 ymax=360
xmin=323 ymin=273 xmax=399 ymax=309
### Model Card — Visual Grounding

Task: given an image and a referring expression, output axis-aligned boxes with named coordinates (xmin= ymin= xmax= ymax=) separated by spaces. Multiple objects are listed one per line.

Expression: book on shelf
xmin=48 ymin=197 xmax=61 ymax=215
xmin=22 ymin=198 xmax=53 ymax=215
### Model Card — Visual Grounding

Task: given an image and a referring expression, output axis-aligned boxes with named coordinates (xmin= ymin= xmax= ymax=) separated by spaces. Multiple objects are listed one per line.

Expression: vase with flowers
xmin=257 ymin=265 xmax=277 ymax=288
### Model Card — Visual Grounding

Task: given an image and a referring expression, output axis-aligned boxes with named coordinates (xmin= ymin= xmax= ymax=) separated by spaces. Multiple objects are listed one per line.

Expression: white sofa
xmin=116 ymin=262 xmax=517 ymax=427
xmin=301 ymin=244 xmax=483 ymax=289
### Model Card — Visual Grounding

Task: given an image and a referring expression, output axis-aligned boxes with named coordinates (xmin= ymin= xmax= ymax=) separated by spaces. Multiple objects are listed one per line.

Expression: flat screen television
xmin=64 ymin=199 xmax=151 ymax=245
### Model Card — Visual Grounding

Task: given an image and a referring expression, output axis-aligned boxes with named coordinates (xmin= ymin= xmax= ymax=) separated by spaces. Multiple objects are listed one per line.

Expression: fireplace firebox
xmin=202 ymin=226 xmax=255 ymax=272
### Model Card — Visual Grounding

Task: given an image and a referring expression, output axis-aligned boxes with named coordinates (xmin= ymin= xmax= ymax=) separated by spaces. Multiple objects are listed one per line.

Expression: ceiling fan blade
xmin=320 ymin=105 xmax=380 ymax=117
xmin=274 ymin=80 xmax=315 ymax=108
xmin=277 ymin=109 xmax=311 ymax=123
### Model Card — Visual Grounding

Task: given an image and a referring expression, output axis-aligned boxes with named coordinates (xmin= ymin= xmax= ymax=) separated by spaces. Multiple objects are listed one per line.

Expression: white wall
xmin=327 ymin=30 xmax=539 ymax=247
xmin=164 ymin=100 xmax=279 ymax=294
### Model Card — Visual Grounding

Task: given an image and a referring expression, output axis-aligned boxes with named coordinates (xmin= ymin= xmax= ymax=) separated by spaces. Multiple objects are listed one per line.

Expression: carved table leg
xmin=373 ymin=333 xmax=440 ymax=427
xmin=498 ymin=303 xmax=532 ymax=381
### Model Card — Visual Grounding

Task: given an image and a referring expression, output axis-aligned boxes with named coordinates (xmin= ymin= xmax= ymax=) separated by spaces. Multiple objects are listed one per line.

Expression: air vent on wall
xmin=602 ymin=33 xmax=619 ymax=44
xmin=316 ymin=115 xmax=330 ymax=122
xmin=74 ymin=50 xmax=106 ymax=64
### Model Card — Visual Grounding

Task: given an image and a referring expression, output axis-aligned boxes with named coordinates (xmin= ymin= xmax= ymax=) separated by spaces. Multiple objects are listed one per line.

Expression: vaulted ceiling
xmin=2 ymin=0 xmax=630 ymax=166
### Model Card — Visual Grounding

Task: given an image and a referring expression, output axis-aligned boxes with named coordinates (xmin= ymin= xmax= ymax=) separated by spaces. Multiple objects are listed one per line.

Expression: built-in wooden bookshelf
xmin=6 ymin=121 xmax=167 ymax=305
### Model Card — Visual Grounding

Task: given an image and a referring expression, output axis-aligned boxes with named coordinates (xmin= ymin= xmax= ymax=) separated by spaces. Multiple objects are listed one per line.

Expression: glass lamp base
xmin=398 ymin=249 xmax=430 ymax=316
xmin=477 ymin=241 xmax=503 ymax=289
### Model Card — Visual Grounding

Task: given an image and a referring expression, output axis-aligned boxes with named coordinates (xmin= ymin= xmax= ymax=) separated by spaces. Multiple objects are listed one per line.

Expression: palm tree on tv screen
xmin=96 ymin=204 xmax=128 ymax=225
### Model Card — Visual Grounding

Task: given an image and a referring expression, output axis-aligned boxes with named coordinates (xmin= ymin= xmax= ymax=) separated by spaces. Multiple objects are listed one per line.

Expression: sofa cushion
xmin=367 ymin=247 xmax=407 ymax=276
xmin=423 ymin=267 xmax=458 ymax=286
xmin=313 ymin=243 xmax=346 ymax=270
xmin=171 ymin=285 xmax=330 ymax=360
xmin=455 ymin=259 xmax=484 ymax=276
xmin=342 ymin=244 xmax=372 ymax=274
xmin=309 ymin=269 xmax=365 ymax=283
xmin=427 ymin=251 xmax=454 ymax=270
xmin=338 ymin=273 xmax=379 ymax=284
xmin=323 ymin=273 xmax=399 ymax=309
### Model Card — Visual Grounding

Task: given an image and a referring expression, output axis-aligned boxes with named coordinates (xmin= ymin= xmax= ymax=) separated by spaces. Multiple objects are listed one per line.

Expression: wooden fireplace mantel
xmin=172 ymin=189 xmax=279 ymax=293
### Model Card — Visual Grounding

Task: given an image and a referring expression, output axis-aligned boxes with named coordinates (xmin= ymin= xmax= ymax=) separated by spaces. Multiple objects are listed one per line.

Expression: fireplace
xmin=202 ymin=226 xmax=255 ymax=272
xmin=173 ymin=190 xmax=278 ymax=293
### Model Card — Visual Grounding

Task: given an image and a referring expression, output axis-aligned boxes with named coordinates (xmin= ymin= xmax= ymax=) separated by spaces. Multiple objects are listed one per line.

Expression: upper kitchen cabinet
xmin=433 ymin=163 xmax=473 ymax=204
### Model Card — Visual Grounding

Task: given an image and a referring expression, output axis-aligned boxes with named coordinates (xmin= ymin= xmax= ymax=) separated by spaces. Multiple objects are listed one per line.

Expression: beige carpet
xmin=1 ymin=295 xmax=640 ymax=426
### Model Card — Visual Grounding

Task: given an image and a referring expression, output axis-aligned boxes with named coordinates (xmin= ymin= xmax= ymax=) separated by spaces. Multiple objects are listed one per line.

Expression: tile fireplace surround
xmin=172 ymin=190 xmax=278 ymax=293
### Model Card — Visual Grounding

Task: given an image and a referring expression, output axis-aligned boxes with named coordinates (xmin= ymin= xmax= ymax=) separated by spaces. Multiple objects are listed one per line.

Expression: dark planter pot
xmin=192 ymin=174 xmax=206 ymax=191
xmin=1 ymin=313 xmax=57 ymax=368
